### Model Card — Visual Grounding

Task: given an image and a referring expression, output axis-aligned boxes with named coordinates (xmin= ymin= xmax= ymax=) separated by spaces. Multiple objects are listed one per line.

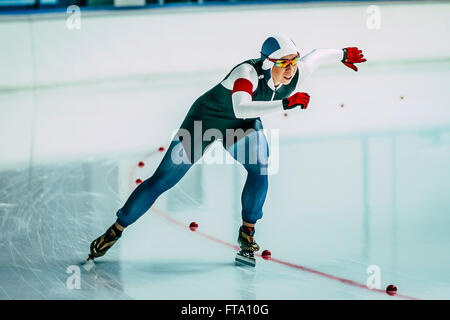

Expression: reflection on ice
xmin=1 ymin=125 xmax=450 ymax=299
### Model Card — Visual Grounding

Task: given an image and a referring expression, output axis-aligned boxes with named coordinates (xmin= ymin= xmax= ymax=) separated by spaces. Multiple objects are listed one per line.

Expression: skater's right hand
xmin=282 ymin=92 xmax=310 ymax=110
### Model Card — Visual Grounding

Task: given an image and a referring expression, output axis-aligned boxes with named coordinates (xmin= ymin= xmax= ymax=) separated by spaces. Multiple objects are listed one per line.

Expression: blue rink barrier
xmin=0 ymin=0 xmax=421 ymax=15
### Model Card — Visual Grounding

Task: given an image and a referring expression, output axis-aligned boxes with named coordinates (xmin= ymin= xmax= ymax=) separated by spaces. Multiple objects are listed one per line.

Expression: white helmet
xmin=260 ymin=34 xmax=298 ymax=90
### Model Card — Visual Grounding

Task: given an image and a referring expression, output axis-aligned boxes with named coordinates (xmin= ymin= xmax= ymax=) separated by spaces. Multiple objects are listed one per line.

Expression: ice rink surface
xmin=1 ymin=58 xmax=450 ymax=300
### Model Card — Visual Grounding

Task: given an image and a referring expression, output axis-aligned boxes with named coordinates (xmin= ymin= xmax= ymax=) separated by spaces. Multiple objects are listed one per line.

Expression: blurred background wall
xmin=0 ymin=0 xmax=449 ymax=168
xmin=1 ymin=1 xmax=449 ymax=89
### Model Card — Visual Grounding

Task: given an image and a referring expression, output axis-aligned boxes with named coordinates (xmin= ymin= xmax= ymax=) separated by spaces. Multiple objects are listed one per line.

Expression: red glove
xmin=342 ymin=47 xmax=366 ymax=71
xmin=282 ymin=92 xmax=310 ymax=110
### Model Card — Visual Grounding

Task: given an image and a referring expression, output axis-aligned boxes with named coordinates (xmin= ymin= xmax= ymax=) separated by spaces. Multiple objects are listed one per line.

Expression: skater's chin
xmin=282 ymin=75 xmax=293 ymax=84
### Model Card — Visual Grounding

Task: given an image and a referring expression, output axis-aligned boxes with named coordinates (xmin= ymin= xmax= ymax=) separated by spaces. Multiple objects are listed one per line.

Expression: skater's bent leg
xmin=226 ymin=130 xmax=269 ymax=225
xmin=240 ymin=164 xmax=268 ymax=224
xmin=116 ymin=139 xmax=193 ymax=227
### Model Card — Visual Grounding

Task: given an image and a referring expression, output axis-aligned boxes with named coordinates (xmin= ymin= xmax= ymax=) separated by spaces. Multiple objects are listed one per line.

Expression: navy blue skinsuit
xmin=116 ymin=58 xmax=298 ymax=227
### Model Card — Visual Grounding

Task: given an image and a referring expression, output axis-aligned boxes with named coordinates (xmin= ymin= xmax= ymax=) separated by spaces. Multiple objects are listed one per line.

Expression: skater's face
xmin=271 ymin=53 xmax=299 ymax=87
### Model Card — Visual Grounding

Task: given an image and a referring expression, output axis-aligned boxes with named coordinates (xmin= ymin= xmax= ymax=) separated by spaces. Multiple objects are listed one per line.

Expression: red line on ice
xmin=151 ymin=207 xmax=419 ymax=301
xmin=128 ymin=147 xmax=419 ymax=300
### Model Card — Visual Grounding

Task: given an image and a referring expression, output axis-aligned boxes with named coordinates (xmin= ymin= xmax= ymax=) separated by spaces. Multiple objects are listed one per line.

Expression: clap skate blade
xmin=82 ymin=256 xmax=95 ymax=271
xmin=235 ymin=250 xmax=256 ymax=267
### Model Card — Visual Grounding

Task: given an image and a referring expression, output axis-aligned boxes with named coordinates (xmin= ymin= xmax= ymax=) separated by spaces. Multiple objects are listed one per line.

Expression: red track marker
xmin=152 ymin=208 xmax=419 ymax=300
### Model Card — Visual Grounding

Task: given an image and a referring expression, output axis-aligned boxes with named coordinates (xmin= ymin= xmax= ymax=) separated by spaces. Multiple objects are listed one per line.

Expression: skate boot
xmin=235 ymin=225 xmax=260 ymax=267
xmin=88 ymin=224 xmax=122 ymax=261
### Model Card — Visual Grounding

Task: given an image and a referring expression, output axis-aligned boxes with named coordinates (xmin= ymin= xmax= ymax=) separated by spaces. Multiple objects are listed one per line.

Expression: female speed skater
xmin=87 ymin=34 xmax=366 ymax=266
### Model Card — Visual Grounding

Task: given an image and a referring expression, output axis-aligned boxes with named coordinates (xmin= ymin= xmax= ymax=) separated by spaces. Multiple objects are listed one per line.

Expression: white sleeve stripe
xmin=232 ymin=91 xmax=284 ymax=119
xmin=221 ymin=63 xmax=259 ymax=92
xmin=298 ymin=48 xmax=343 ymax=83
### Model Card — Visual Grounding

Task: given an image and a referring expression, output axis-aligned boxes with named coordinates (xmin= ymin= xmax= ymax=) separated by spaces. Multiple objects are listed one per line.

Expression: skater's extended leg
xmin=116 ymin=138 xmax=194 ymax=227
xmin=89 ymin=138 xmax=193 ymax=260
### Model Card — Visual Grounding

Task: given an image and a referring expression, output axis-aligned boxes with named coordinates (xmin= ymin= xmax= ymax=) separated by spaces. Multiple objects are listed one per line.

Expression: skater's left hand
xmin=342 ymin=47 xmax=366 ymax=72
